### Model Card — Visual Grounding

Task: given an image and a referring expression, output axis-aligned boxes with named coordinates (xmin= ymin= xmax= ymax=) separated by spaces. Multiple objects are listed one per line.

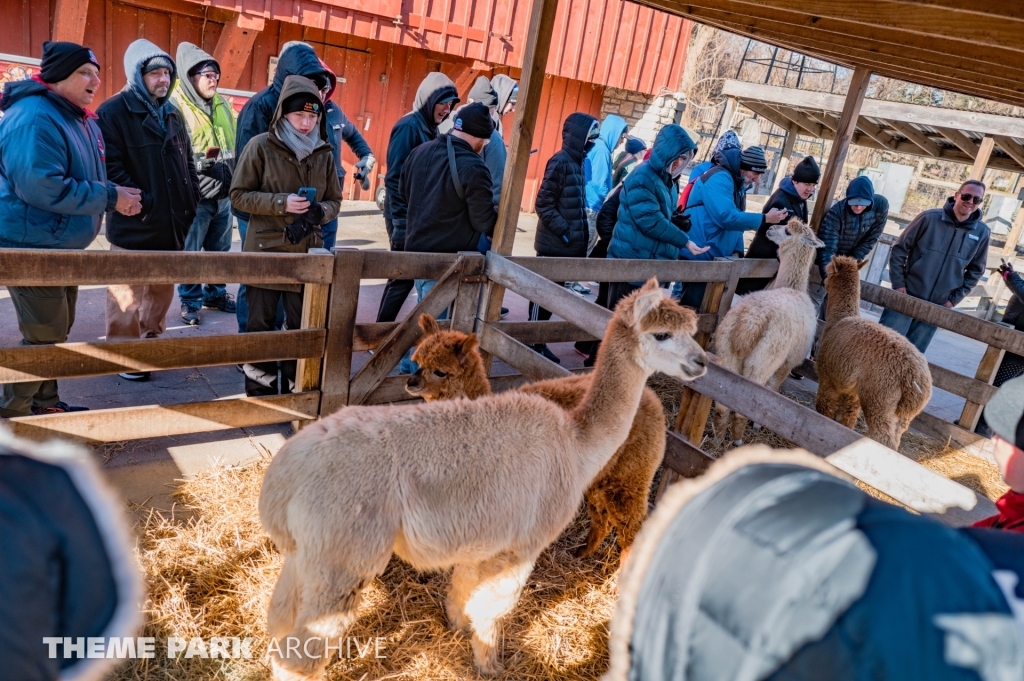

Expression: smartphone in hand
xmin=297 ymin=187 xmax=317 ymax=203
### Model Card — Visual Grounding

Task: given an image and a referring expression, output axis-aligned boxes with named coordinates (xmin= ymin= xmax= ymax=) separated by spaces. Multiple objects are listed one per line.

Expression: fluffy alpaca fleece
xmin=407 ymin=314 xmax=667 ymax=559
xmin=712 ymin=218 xmax=824 ymax=444
xmin=816 ymin=256 xmax=932 ymax=449
xmin=603 ymin=446 xmax=852 ymax=681
xmin=258 ymin=280 xmax=707 ymax=679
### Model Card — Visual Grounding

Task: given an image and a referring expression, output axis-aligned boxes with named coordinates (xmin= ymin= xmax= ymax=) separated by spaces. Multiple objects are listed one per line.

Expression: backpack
xmin=679 ymin=164 xmax=729 ymax=210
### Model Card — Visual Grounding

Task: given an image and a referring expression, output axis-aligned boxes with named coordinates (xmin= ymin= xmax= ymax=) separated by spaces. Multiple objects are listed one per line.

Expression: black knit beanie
xmin=792 ymin=156 xmax=821 ymax=183
xmin=281 ymin=92 xmax=322 ymax=116
xmin=452 ymin=102 xmax=494 ymax=138
xmin=39 ymin=41 xmax=100 ymax=84
xmin=740 ymin=146 xmax=768 ymax=173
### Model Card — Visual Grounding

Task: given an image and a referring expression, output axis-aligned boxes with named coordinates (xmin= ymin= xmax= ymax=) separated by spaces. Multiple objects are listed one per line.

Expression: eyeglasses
xmin=198 ymin=71 xmax=220 ymax=81
xmin=958 ymin=192 xmax=983 ymax=205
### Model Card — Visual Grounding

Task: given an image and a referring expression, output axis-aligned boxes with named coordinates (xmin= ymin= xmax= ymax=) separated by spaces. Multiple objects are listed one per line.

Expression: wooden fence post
xmin=292 ymin=248 xmax=332 ymax=432
xmin=319 ymin=249 xmax=365 ymax=418
xmin=958 ymin=344 xmax=1006 ymax=431
xmin=450 ymin=254 xmax=486 ymax=334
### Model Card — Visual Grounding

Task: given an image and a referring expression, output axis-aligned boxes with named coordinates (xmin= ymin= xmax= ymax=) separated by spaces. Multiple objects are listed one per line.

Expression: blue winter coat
xmin=607 ymin=124 xmax=696 ymax=263
xmin=584 ymin=114 xmax=627 ymax=211
xmin=681 ymin=147 xmax=761 ymax=261
xmin=0 ymin=79 xmax=115 ymax=249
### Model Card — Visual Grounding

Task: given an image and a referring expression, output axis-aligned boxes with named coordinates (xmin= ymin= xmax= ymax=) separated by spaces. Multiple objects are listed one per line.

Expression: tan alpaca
xmin=406 ymin=314 xmax=666 ymax=559
xmin=712 ymin=218 xmax=824 ymax=445
xmin=816 ymin=256 xmax=932 ymax=449
xmin=258 ymin=280 xmax=707 ymax=679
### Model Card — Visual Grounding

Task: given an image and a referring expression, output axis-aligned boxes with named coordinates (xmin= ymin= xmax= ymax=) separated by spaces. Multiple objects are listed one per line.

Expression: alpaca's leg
xmin=446 ymin=563 xmax=477 ymax=633
xmin=577 ymin=493 xmax=613 ymax=557
xmin=815 ymin=385 xmax=837 ymax=420
xmin=767 ymin=363 xmax=790 ymax=392
xmin=463 ymin=554 xmax=536 ymax=676
xmin=862 ymin=400 xmax=899 ymax=449
xmin=711 ymin=402 xmax=732 ymax=443
xmin=611 ymin=489 xmax=649 ymax=553
xmin=834 ymin=393 xmax=861 ymax=430
xmin=269 ymin=553 xmax=372 ymax=680
xmin=267 ymin=556 xmax=301 ymax=640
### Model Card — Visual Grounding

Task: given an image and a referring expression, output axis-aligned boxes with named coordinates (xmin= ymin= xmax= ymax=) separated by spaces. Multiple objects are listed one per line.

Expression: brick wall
xmin=599 ymin=86 xmax=684 ymax=151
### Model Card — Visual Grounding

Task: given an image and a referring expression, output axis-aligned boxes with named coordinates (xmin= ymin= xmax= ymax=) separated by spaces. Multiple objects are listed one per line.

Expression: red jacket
xmin=972 ymin=490 xmax=1024 ymax=532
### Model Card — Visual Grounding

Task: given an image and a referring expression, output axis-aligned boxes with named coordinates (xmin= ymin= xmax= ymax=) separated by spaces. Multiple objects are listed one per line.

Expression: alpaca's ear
xmin=456 ymin=334 xmax=480 ymax=366
xmin=418 ymin=314 xmax=440 ymax=336
xmin=799 ymin=234 xmax=825 ymax=249
xmin=858 ymin=259 xmax=869 ymax=270
xmin=631 ymin=280 xmax=664 ymax=327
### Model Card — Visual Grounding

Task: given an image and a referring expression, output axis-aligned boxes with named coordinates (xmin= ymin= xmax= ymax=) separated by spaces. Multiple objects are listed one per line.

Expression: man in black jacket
xmin=737 ymin=156 xmax=820 ymax=294
xmin=530 ymin=112 xmax=598 ymax=362
xmin=883 ymin=179 xmax=990 ymax=353
xmin=977 ymin=260 xmax=1024 ymax=436
xmin=376 ymin=72 xmax=460 ymax=324
xmin=232 ymin=41 xmax=331 ymax=332
xmin=97 ymin=39 xmax=200 ymax=381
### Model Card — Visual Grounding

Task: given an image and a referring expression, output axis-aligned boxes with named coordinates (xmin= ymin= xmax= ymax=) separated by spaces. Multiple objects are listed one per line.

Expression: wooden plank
xmin=362 ymin=369 xmax=594 ymax=406
xmin=319 ymin=250 xmax=364 ymax=417
xmin=772 ymin=124 xmax=799 ymax=191
xmin=1003 ymin=208 xmax=1024 ymax=257
xmin=52 ymin=0 xmax=90 ymax=43
xmin=716 ymin=258 xmax=746 ymax=316
xmin=292 ymin=258 xmax=331 ymax=431
xmin=211 ymin=12 xmax=265 ymax=90
xmin=450 ymin=254 xmax=486 ymax=334
xmin=477 ymin=323 xmax=570 ymax=382
xmin=970 ymin=136 xmax=996 ymax=180
xmin=0 ymin=250 xmax=334 ymax=286
xmin=958 ymin=345 xmax=1005 ymax=430
xmin=856 ymin=117 xmax=898 ymax=151
xmin=5 ymin=392 xmax=319 ymax=443
xmin=347 ymin=259 xmax=464 ymax=405
xmin=480 ymin=0 xmax=560 ymax=327
xmin=0 ymin=330 xmax=325 ymax=382
xmin=721 ymin=79 xmax=1024 ymax=139
xmin=357 ymin=250 xmax=463 ymax=281
xmin=689 ymin=362 xmax=995 ymax=526
xmin=717 ymin=96 xmax=738 ymax=138
xmin=910 ymin=409 xmax=995 ymax=464
xmin=937 ymin=127 xmax=981 ymax=157
xmin=811 ymin=66 xmax=873 ymax=232
xmin=741 ymin=102 xmax=805 ymax=135
xmin=861 ymin=281 xmax=1024 ymax=355
xmin=505 ymin=255 xmax=779 ymax=283
xmin=663 ymin=430 xmax=714 ymax=478
xmin=658 ymin=385 xmax=715 ymax=497
xmin=695 ymin=281 xmax=725 ymax=349
xmin=886 ymin=119 xmax=943 ymax=157
xmin=994 ymin=135 xmax=1024 ymax=170
xmin=762 ymin=104 xmax=825 ymax=138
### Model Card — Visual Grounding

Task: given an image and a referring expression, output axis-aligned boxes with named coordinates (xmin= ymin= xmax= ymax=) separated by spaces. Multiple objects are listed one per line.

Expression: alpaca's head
xmin=407 ymin=315 xmax=489 ymax=401
xmin=611 ymin=279 xmax=707 ymax=381
xmin=823 ymin=255 xmax=868 ymax=297
xmin=767 ymin=217 xmax=824 ymax=256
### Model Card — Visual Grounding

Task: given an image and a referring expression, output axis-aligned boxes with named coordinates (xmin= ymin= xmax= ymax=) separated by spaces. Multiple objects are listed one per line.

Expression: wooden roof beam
xmin=806 ymin=111 xmax=838 ymax=132
xmin=876 ymin=119 xmax=943 ymax=157
xmin=936 ymin=127 xmax=981 ymax=157
xmin=856 ymin=117 xmax=899 ymax=151
xmin=994 ymin=136 xmax=1024 ymax=170
xmin=740 ymin=101 xmax=814 ymax=136
xmin=771 ymin=105 xmax=826 ymax=138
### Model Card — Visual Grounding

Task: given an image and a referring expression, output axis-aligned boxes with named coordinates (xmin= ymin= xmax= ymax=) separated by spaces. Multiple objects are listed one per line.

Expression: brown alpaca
xmin=816 ymin=256 xmax=932 ymax=449
xmin=408 ymin=314 xmax=666 ymax=559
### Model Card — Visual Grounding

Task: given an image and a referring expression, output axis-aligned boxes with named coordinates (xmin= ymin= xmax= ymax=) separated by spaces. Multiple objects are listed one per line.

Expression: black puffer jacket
xmin=534 ymin=112 xmax=596 ymax=257
xmin=1002 ymin=270 xmax=1024 ymax=330
xmin=383 ymin=72 xmax=459 ymax=249
xmin=737 ymin=177 xmax=810 ymax=294
xmin=817 ymin=176 xmax=889 ymax=279
xmin=232 ymin=42 xmax=329 ymax=221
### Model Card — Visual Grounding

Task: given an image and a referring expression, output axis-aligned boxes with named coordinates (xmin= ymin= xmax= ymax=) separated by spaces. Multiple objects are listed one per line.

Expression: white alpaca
xmin=712 ymin=218 xmax=824 ymax=445
xmin=258 ymin=280 xmax=708 ymax=679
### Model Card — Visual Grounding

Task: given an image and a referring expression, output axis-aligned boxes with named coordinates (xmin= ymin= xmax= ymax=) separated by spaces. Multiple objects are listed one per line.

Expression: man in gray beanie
xmin=97 ymin=38 xmax=200 ymax=382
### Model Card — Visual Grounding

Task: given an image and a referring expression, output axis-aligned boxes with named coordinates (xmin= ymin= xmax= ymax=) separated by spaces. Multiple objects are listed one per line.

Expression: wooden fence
xmin=1 ymin=248 xmax=1008 ymax=525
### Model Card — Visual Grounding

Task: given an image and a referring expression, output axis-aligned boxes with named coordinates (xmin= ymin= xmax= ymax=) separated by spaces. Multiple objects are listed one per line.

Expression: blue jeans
xmin=878 ymin=307 xmax=938 ymax=354
xmin=235 ymin=217 xmax=284 ymax=333
xmin=399 ymin=278 xmax=449 ymax=374
xmin=178 ymin=198 xmax=231 ymax=307
xmin=321 ymin=218 xmax=338 ymax=250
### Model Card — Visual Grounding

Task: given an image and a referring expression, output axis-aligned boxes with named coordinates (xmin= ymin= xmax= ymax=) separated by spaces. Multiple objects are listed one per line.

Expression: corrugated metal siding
xmin=185 ymin=0 xmax=689 ymax=95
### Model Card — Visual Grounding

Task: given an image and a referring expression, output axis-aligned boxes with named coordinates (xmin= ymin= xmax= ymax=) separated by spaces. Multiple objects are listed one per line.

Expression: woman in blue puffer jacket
xmin=607 ymin=124 xmax=708 ymax=307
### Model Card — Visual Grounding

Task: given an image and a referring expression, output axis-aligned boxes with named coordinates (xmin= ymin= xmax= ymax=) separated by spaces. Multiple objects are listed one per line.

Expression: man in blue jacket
xmin=585 ymin=114 xmax=628 ymax=249
xmin=0 ymin=41 xmax=141 ymax=417
xmin=676 ymin=145 xmax=788 ymax=308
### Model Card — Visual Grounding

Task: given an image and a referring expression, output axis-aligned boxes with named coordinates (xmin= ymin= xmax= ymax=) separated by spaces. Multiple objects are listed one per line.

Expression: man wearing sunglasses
xmin=882 ymin=179 xmax=991 ymax=353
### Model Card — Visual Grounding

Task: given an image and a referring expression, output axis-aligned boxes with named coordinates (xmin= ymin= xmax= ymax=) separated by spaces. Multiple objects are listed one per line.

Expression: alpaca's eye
xmin=433 ymin=370 xmax=448 ymax=378
xmin=653 ymin=333 xmax=671 ymax=342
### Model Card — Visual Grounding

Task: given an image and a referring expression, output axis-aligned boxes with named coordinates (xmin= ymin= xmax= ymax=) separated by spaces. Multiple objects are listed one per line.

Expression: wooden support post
xmin=478 ymin=0 xmax=559 ymax=334
xmin=53 ymin=0 xmax=90 ymax=44
xmin=319 ymin=250 xmax=365 ymax=417
xmin=449 ymin=254 xmax=486 ymax=334
xmin=810 ymin=67 xmax=873 ymax=232
xmin=717 ymin=96 xmax=738 ymax=140
xmin=772 ymin=124 xmax=798 ymax=191
xmin=958 ymin=345 xmax=1005 ymax=431
xmin=212 ymin=12 xmax=265 ymax=90
xmin=293 ymin=249 xmax=331 ymax=432
xmin=970 ymin=136 xmax=995 ymax=181
xmin=1003 ymin=203 xmax=1024 ymax=256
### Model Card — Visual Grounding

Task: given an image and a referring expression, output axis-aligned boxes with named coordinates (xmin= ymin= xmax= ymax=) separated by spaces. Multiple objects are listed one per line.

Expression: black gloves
xmin=999 ymin=260 xmax=1015 ymax=279
xmin=304 ymin=201 xmax=325 ymax=225
xmin=671 ymin=207 xmax=691 ymax=232
xmin=285 ymin=202 xmax=326 ymax=244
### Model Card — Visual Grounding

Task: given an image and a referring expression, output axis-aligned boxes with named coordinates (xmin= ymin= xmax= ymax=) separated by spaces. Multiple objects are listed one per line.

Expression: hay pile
xmin=114 ymin=458 xmax=621 ymax=681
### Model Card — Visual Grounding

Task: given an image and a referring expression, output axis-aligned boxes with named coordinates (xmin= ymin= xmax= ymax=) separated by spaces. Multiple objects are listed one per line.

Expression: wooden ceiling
xmin=723 ymin=80 xmax=1024 ymax=173
xmin=631 ymin=0 xmax=1024 ymax=108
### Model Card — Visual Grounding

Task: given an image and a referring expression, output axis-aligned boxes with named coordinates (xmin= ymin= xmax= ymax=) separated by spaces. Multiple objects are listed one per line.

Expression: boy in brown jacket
xmin=230 ymin=75 xmax=341 ymax=396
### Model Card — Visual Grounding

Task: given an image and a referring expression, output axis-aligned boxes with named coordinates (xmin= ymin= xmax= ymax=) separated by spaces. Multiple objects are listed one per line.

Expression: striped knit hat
xmin=740 ymin=146 xmax=768 ymax=173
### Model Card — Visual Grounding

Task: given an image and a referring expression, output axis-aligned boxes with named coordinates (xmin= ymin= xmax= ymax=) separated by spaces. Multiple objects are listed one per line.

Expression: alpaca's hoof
xmin=270 ymin=655 xmax=321 ymax=681
xmin=751 ymin=423 xmax=762 ymax=432
xmin=474 ymin=654 xmax=505 ymax=677
xmin=731 ymin=439 xmax=744 ymax=447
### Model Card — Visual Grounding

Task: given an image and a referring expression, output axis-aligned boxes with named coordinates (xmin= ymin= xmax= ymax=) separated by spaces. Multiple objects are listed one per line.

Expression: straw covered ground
xmin=112 ymin=375 xmax=1005 ymax=680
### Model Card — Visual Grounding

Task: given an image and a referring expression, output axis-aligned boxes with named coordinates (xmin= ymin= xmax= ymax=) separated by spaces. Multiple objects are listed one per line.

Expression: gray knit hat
xmin=740 ymin=146 xmax=768 ymax=173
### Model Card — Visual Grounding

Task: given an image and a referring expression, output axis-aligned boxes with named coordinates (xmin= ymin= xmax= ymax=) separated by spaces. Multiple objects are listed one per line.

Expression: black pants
xmin=376 ymin=216 xmax=415 ymax=323
xmin=574 ymin=281 xmax=610 ymax=357
xmin=528 ymin=281 xmax=566 ymax=324
xmin=244 ymin=286 xmax=303 ymax=396
xmin=676 ymin=282 xmax=707 ymax=310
